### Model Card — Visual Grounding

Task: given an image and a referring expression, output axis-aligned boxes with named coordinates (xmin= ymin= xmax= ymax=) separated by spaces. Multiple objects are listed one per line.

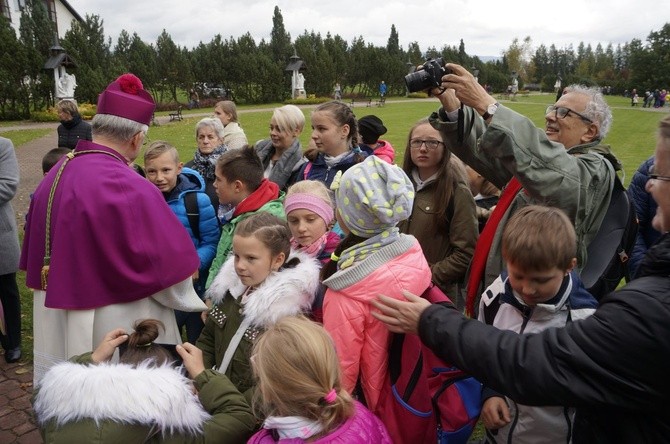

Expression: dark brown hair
xmin=119 ymin=319 xmax=173 ymax=367
xmin=216 ymin=145 xmax=264 ymax=191
xmin=235 ymin=213 xmax=298 ymax=269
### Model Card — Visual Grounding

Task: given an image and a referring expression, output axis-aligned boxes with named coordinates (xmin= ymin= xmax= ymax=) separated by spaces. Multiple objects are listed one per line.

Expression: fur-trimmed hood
xmin=34 ymin=361 xmax=210 ymax=436
xmin=205 ymin=249 xmax=320 ymax=328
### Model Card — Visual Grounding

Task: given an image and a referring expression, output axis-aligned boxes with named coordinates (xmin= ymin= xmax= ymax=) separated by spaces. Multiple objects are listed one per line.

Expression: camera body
xmin=404 ymin=58 xmax=451 ymax=93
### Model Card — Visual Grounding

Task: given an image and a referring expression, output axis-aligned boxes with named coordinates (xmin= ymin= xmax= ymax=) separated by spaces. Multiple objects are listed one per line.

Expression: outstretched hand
xmin=371 ymin=290 xmax=431 ymax=334
xmin=176 ymin=342 xmax=206 ymax=379
xmin=91 ymin=328 xmax=128 ymax=363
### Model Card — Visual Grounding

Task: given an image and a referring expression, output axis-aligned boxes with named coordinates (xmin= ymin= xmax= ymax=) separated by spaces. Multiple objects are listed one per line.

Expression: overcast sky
xmin=66 ymin=0 xmax=669 ymax=58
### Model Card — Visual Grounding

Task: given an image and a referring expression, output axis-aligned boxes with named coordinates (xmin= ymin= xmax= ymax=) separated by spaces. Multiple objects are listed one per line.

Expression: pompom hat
xmin=97 ymin=74 xmax=156 ymax=126
xmin=336 ymin=156 xmax=414 ymax=238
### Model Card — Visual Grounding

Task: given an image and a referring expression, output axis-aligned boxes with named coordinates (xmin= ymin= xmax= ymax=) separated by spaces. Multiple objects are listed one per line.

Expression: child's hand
xmin=91 ymin=328 xmax=128 ymax=363
xmin=481 ymin=396 xmax=511 ymax=429
xmin=200 ymin=299 xmax=213 ymax=323
xmin=192 ymin=270 xmax=199 ymax=281
xmin=176 ymin=342 xmax=206 ymax=379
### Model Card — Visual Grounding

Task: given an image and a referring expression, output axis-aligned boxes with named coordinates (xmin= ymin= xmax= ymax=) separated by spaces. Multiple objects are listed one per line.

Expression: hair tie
xmin=351 ymin=146 xmax=363 ymax=155
xmin=137 ymin=342 xmax=153 ymax=347
xmin=330 ymin=252 xmax=340 ymax=262
xmin=323 ymin=389 xmax=337 ymax=404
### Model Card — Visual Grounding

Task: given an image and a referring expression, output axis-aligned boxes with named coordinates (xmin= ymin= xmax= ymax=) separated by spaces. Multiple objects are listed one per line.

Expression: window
xmin=1 ymin=0 xmax=11 ymax=20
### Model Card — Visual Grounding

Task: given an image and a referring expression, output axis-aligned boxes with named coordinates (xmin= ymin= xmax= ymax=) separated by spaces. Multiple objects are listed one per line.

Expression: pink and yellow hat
xmin=97 ymin=74 xmax=155 ymax=126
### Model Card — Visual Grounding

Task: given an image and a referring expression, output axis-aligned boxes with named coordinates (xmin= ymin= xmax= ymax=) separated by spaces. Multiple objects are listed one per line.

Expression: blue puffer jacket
xmin=164 ymin=167 xmax=220 ymax=274
xmin=627 ymin=156 xmax=661 ymax=277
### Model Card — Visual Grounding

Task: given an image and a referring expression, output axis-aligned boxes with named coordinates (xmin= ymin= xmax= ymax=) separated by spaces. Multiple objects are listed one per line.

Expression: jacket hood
xmin=206 ymin=249 xmax=320 ymax=328
xmin=34 ymin=361 xmax=211 ymax=435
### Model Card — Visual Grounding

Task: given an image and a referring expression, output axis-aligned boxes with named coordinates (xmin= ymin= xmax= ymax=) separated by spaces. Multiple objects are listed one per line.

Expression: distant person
xmin=248 ymin=317 xmax=391 ymax=443
xmin=0 ymin=137 xmax=22 ymax=363
xmin=21 ymin=74 xmax=206 ymax=383
xmin=56 ymin=99 xmax=92 ymax=150
xmin=188 ymin=88 xmax=200 ymax=109
xmin=144 ymin=141 xmax=220 ymax=343
xmin=371 ymin=114 xmax=670 ymax=443
xmin=214 ymin=101 xmax=248 ymax=150
xmin=379 ymin=80 xmax=387 ymax=98
xmin=334 ymin=82 xmax=342 ymax=100
xmin=254 ymin=104 xmax=306 ymax=190
xmin=185 ymin=117 xmax=228 ymax=211
xmin=41 ymin=147 xmax=71 ymax=175
xmin=357 ymin=115 xmax=395 ymax=164
xmin=477 ymin=206 xmax=597 ymax=443
xmin=34 ymin=319 xmax=256 ymax=443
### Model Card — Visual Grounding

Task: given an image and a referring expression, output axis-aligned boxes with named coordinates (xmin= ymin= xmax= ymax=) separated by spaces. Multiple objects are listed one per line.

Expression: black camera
xmin=404 ymin=58 xmax=451 ymax=93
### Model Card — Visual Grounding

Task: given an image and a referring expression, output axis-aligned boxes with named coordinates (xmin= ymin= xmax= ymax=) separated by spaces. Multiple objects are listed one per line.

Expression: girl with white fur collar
xmin=197 ymin=212 xmax=321 ymax=401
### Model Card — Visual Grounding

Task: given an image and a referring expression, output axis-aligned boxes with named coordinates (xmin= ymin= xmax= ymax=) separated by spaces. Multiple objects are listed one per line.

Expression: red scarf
xmin=233 ymin=179 xmax=280 ymax=217
xmin=465 ymin=177 xmax=522 ymax=317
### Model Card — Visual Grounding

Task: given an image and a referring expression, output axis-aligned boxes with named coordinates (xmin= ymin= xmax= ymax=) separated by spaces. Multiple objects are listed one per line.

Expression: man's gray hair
xmin=195 ymin=117 xmax=225 ymax=139
xmin=564 ymin=85 xmax=613 ymax=139
xmin=91 ymin=114 xmax=148 ymax=143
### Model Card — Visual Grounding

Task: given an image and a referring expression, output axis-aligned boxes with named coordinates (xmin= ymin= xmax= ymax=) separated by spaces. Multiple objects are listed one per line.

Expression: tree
xmin=0 ymin=16 xmax=29 ymax=118
xmin=19 ymin=0 xmax=56 ymax=109
xmin=155 ymin=30 xmax=190 ymax=102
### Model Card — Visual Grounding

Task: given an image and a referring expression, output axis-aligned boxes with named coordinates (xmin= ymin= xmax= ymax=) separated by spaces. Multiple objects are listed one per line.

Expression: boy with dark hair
xmin=478 ymin=205 xmax=597 ymax=443
xmin=206 ymin=147 xmax=285 ymax=288
xmin=42 ymin=147 xmax=72 ymax=175
xmin=144 ymin=141 xmax=220 ymax=343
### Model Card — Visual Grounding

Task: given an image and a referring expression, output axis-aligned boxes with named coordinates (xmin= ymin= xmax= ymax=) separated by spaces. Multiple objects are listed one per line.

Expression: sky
xmin=66 ymin=0 xmax=669 ymax=59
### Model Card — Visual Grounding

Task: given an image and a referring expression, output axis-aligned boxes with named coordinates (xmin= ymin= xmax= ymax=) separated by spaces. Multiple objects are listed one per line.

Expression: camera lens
xmin=404 ymin=70 xmax=434 ymax=93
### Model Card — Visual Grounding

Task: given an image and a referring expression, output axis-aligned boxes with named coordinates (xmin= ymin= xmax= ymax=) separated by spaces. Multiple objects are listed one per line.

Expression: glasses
xmin=649 ymin=165 xmax=670 ymax=182
xmin=545 ymin=105 xmax=593 ymax=124
xmin=409 ymin=139 xmax=444 ymax=150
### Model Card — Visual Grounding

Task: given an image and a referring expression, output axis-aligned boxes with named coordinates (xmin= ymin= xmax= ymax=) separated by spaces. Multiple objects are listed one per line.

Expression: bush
xmin=31 ymin=110 xmax=59 ymax=122
xmin=79 ymin=103 xmax=97 ymax=120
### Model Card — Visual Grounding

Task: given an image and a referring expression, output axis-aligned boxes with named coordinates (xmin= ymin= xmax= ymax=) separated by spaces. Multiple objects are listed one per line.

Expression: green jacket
xmin=34 ymin=353 xmax=256 ymax=444
xmin=398 ymin=178 xmax=478 ymax=304
xmin=206 ymin=195 xmax=285 ymax=289
xmin=430 ymin=105 xmax=617 ymax=291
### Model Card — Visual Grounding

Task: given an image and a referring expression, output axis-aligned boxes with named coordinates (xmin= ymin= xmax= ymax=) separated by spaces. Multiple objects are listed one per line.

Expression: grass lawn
xmin=10 ymin=95 xmax=669 ymax=364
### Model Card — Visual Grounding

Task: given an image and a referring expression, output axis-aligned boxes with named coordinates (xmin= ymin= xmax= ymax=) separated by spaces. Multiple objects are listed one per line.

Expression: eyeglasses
xmin=649 ymin=165 xmax=670 ymax=182
xmin=545 ymin=105 xmax=593 ymax=124
xmin=409 ymin=139 xmax=444 ymax=150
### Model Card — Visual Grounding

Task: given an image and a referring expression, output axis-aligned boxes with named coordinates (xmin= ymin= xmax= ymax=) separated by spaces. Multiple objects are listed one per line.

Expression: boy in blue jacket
xmin=144 ymin=141 xmax=220 ymax=342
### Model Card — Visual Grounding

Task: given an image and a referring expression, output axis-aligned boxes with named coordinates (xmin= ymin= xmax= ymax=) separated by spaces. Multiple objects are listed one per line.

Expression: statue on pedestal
xmin=56 ymin=72 xmax=77 ymax=99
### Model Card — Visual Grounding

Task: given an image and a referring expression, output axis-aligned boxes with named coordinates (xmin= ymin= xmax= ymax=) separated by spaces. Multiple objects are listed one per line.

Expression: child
xmin=297 ymin=101 xmax=366 ymax=188
xmin=144 ymin=141 xmax=220 ymax=343
xmin=357 ymin=115 xmax=395 ymax=164
xmin=248 ymin=317 xmax=391 ymax=443
xmin=206 ymin=147 xmax=285 ymax=289
xmin=197 ymin=213 xmax=320 ymax=401
xmin=34 ymin=319 xmax=256 ymax=443
xmin=398 ymin=119 xmax=478 ymax=303
xmin=284 ymin=180 xmax=341 ymax=322
xmin=41 ymin=147 xmax=72 ymax=175
xmin=214 ymin=100 xmax=248 ymax=150
xmin=478 ymin=205 xmax=598 ymax=443
xmin=322 ymin=156 xmax=432 ymax=415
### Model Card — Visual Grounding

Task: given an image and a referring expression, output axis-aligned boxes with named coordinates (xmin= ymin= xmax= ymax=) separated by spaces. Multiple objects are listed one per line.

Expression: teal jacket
xmin=430 ymin=105 xmax=617 ymax=291
xmin=33 ymin=353 xmax=256 ymax=444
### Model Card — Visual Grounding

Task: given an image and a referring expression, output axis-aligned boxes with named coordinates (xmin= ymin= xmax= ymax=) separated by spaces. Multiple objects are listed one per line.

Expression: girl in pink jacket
xmin=321 ymin=157 xmax=432 ymax=415
xmin=248 ymin=317 xmax=391 ymax=443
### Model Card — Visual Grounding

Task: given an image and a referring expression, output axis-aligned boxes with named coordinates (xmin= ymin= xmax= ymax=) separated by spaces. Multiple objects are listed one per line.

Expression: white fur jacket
xmin=205 ymin=249 xmax=321 ymax=328
xmin=33 ymin=359 xmax=256 ymax=442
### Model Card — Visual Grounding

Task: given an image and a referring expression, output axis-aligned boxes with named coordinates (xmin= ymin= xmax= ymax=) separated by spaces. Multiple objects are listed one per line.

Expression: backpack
xmin=376 ymin=283 xmax=482 ymax=444
xmin=184 ymin=192 xmax=200 ymax=239
xmin=580 ymin=175 xmax=638 ymax=300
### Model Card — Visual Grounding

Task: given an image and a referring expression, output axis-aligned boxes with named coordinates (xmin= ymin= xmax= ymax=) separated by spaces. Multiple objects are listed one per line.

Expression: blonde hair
xmin=252 ymin=317 xmax=354 ymax=434
xmin=272 ymin=104 xmax=305 ymax=135
xmin=285 ymin=180 xmax=334 ymax=208
xmin=144 ymin=140 xmax=179 ymax=164
xmin=502 ymin=205 xmax=576 ymax=272
xmin=56 ymin=99 xmax=79 ymax=117
xmin=215 ymin=100 xmax=239 ymax=123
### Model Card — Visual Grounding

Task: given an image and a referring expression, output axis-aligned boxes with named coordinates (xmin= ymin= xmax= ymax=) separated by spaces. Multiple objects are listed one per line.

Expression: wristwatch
xmin=481 ymin=102 xmax=499 ymax=120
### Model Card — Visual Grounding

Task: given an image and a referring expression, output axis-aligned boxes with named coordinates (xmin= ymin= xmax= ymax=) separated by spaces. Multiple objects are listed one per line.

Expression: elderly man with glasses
xmin=427 ymin=63 xmax=619 ymax=314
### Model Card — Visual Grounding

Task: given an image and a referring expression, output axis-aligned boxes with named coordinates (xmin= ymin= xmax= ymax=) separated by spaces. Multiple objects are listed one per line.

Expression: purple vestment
xmin=20 ymin=140 xmax=199 ymax=310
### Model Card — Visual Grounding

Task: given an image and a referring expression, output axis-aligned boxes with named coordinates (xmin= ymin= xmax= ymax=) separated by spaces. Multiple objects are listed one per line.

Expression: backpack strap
xmin=184 ymin=192 xmax=200 ymax=240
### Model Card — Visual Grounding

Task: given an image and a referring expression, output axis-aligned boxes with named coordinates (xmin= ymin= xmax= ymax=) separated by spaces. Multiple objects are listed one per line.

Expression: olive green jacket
xmin=430 ymin=105 xmax=617 ymax=291
xmin=33 ymin=353 xmax=256 ymax=444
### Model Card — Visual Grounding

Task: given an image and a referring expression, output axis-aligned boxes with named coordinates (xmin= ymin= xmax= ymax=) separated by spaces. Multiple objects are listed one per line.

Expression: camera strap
xmin=456 ymin=103 xmax=475 ymax=146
